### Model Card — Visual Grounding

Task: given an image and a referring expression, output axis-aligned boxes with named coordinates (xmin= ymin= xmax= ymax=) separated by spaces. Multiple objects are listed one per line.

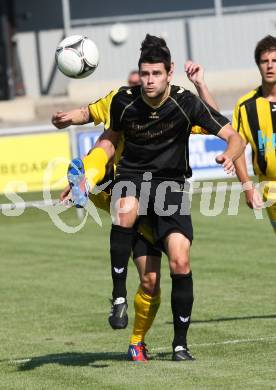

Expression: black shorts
xmin=112 ymin=175 xmax=193 ymax=252
xmin=97 ymin=168 xmax=114 ymax=194
xmin=132 ymin=232 xmax=162 ymax=259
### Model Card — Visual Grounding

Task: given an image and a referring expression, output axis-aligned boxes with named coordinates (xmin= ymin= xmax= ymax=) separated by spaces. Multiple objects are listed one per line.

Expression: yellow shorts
xmin=89 ymin=191 xmax=111 ymax=213
xmin=261 ymin=179 xmax=276 ymax=233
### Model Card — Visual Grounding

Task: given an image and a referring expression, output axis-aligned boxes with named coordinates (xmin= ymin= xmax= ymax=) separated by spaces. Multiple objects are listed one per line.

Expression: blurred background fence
xmin=1 ymin=0 xmax=276 ymax=104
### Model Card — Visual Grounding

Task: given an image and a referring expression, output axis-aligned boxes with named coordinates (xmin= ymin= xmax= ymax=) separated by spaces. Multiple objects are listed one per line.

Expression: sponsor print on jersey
xmin=258 ymin=130 xmax=276 ymax=154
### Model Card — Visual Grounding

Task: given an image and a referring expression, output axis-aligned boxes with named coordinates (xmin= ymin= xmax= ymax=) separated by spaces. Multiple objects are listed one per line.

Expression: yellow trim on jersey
xmin=141 ymin=85 xmax=171 ymax=109
xmin=191 ymin=125 xmax=208 ymax=135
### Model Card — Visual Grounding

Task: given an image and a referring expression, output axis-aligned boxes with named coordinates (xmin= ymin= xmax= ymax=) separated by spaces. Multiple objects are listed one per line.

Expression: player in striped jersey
xmin=233 ymin=35 xmax=276 ymax=232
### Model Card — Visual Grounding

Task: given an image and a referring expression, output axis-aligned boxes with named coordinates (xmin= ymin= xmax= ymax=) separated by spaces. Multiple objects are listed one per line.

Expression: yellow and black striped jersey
xmin=233 ymin=87 xmax=276 ymax=179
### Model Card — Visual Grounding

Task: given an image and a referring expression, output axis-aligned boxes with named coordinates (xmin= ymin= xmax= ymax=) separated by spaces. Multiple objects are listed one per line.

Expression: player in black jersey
xmin=106 ymin=35 xmax=245 ymax=361
xmin=99 ymin=34 xmax=244 ymax=361
xmin=63 ymin=34 xmax=245 ymax=361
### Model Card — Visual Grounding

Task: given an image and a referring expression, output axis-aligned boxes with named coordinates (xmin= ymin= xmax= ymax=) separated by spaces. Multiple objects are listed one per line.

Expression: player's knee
xmin=115 ymin=215 xmax=134 ymax=228
xmin=140 ymin=273 xmax=160 ymax=296
xmin=112 ymin=197 xmax=138 ymax=227
xmin=169 ymin=256 xmax=190 ymax=274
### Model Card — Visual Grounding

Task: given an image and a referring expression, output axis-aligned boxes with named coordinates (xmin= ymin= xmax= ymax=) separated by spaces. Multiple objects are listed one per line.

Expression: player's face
xmin=258 ymin=50 xmax=276 ymax=84
xmin=139 ymin=62 xmax=173 ymax=100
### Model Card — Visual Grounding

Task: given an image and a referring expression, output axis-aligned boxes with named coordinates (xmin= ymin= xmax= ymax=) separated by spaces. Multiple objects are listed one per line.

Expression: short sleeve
xmin=232 ymin=101 xmax=240 ymax=131
xmin=232 ymin=101 xmax=248 ymax=143
xmin=88 ymin=89 xmax=118 ymax=128
xmin=109 ymin=92 xmax=125 ymax=132
xmin=186 ymin=93 xmax=230 ymax=135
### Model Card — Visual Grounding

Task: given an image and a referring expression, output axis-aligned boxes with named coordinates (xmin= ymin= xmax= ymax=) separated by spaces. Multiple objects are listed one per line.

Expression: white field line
xmin=9 ymin=335 xmax=276 ymax=364
xmin=151 ymin=335 xmax=276 ymax=352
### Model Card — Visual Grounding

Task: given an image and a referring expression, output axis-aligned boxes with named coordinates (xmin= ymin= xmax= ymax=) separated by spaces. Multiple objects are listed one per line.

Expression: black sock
xmin=110 ymin=224 xmax=134 ymax=300
xmin=171 ymin=272 xmax=194 ymax=348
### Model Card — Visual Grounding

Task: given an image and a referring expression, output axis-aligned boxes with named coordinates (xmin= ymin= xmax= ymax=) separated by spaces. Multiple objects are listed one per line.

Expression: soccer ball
xmin=55 ymin=35 xmax=99 ymax=79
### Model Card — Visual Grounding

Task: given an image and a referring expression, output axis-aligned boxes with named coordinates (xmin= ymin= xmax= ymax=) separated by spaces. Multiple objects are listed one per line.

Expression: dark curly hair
xmin=138 ymin=34 xmax=171 ymax=72
xmin=254 ymin=35 xmax=276 ymax=65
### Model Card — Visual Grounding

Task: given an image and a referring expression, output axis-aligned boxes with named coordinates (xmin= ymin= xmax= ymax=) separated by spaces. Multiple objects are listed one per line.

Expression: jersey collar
xmin=141 ymin=85 xmax=171 ymax=109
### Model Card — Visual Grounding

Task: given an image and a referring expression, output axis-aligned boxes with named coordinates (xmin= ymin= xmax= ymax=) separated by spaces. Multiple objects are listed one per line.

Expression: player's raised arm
xmin=52 ymin=107 xmax=92 ymax=129
xmin=185 ymin=61 xmax=219 ymax=110
xmin=52 ymin=89 xmax=118 ymax=129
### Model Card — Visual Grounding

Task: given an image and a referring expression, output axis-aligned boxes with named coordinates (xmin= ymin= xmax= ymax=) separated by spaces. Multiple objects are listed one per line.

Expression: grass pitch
xmin=0 ymin=186 xmax=275 ymax=389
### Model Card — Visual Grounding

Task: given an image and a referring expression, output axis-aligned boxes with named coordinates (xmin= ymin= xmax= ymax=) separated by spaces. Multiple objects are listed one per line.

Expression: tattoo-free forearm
xmin=224 ymin=132 xmax=246 ymax=161
xmin=234 ymin=153 xmax=253 ymax=187
xmin=195 ymin=83 xmax=219 ymax=111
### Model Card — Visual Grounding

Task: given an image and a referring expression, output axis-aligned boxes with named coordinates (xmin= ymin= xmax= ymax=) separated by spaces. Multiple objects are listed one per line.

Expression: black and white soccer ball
xmin=55 ymin=35 xmax=99 ymax=79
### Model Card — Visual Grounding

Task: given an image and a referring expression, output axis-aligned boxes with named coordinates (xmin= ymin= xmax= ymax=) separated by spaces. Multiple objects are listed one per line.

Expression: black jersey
xmin=110 ymin=85 xmax=229 ymax=180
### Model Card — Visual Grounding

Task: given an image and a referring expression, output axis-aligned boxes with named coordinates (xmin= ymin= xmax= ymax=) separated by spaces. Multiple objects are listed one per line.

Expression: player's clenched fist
xmin=215 ymin=153 xmax=236 ymax=175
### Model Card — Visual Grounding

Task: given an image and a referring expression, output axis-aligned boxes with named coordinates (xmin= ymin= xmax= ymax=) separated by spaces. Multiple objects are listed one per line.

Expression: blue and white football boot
xmin=67 ymin=158 xmax=89 ymax=208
